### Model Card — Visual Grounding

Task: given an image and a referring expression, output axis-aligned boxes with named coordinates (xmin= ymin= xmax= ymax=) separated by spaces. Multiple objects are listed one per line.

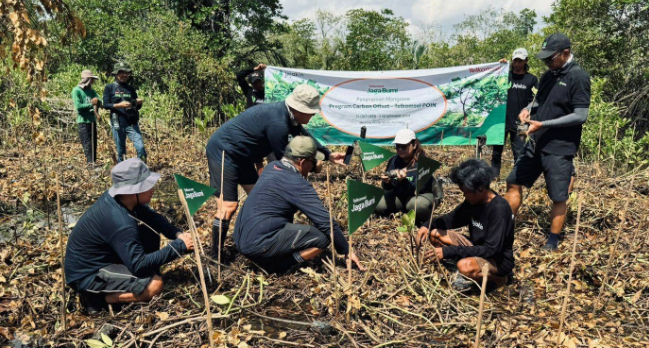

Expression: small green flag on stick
xmin=358 ymin=141 xmax=394 ymax=171
xmin=174 ymin=174 xmax=217 ymax=216
xmin=347 ymin=179 xmax=384 ymax=235
xmin=416 ymin=156 xmax=441 ymax=192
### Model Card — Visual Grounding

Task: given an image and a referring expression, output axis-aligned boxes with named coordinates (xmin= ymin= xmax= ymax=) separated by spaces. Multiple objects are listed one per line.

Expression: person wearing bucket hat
xmin=103 ymin=62 xmax=147 ymax=163
xmin=72 ymin=69 xmax=102 ymax=164
xmin=236 ymin=63 xmax=266 ymax=108
xmin=205 ymin=84 xmax=346 ymax=263
xmin=505 ymin=33 xmax=591 ymax=251
xmin=374 ymin=129 xmax=443 ymax=225
xmin=65 ymin=158 xmax=194 ymax=315
xmin=492 ymin=48 xmax=538 ymax=176
xmin=233 ymin=136 xmax=364 ymax=273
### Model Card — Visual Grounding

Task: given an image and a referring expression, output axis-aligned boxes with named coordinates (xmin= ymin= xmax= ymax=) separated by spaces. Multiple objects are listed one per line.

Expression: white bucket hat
xmin=285 ymin=84 xmax=321 ymax=114
xmin=393 ymin=129 xmax=417 ymax=144
xmin=108 ymin=158 xmax=161 ymax=197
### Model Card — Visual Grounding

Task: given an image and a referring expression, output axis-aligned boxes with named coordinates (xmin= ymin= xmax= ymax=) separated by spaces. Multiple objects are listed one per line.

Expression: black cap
xmin=247 ymin=71 xmax=263 ymax=84
xmin=535 ymin=33 xmax=571 ymax=59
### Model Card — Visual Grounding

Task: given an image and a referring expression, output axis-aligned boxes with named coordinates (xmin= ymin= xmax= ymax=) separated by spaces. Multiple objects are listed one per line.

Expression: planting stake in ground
xmin=218 ymin=150 xmax=225 ymax=282
xmin=593 ymin=197 xmax=631 ymax=313
xmin=474 ymin=263 xmax=490 ymax=348
xmin=177 ymin=189 xmax=215 ymax=348
xmin=557 ymin=193 xmax=582 ymax=345
xmin=55 ymin=174 xmax=66 ymax=333
xmin=325 ymin=164 xmax=339 ymax=310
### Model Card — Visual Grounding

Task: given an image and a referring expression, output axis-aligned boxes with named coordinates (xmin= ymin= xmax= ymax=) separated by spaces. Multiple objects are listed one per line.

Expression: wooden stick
xmin=55 ymin=174 xmax=66 ymax=333
xmin=611 ymin=121 xmax=618 ymax=173
xmin=218 ymin=150 xmax=225 ymax=282
xmin=557 ymin=194 xmax=582 ymax=344
xmin=473 ymin=263 xmax=490 ymax=348
xmin=91 ymin=122 xmax=95 ymax=163
xmin=178 ymin=189 xmax=215 ymax=348
xmin=593 ymin=197 xmax=631 ymax=313
xmin=325 ymin=164 xmax=338 ymax=311
xmin=348 ymin=234 xmax=353 ymax=289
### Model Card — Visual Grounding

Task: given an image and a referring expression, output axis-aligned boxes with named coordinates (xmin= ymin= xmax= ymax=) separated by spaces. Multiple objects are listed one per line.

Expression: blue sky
xmin=279 ymin=0 xmax=555 ymax=37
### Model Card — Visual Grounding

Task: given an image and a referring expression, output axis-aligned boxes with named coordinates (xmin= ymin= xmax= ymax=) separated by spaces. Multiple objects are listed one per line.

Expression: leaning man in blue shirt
xmin=65 ymin=158 xmax=194 ymax=315
xmin=233 ymin=136 xmax=363 ymax=273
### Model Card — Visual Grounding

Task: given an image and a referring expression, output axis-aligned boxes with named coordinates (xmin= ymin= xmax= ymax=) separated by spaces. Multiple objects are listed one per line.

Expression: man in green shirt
xmin=71 ymin=70 xmax=101 ymax=164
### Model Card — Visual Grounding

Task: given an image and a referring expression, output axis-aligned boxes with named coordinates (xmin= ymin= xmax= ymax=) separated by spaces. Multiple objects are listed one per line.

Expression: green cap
xmin=286 ymin=136 xmax=325 ymax=161
xmin=112 ymin=62 xmax=132 ymax=75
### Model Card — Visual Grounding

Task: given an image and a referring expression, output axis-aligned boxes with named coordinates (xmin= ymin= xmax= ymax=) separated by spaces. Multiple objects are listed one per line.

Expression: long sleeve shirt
xmin=233 ymin=160 xmax=349 ymax=256
xmin=236 ymin=68 xmax=265 ymax=108
xmin=71 ymin=86 xmax=100 ymax=123
xmin=65 ymin=191 xmax=187 ymax=291
xmin=427 ymin=193 xmax=515 ymax=276
xmin=102 ymin=80 xmax=141 ymax=120
xmin=206 ymin=101 xmax=330 ymax=164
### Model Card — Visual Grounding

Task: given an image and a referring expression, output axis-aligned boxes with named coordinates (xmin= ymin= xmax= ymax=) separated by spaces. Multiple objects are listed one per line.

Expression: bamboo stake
xmin=218 ymin=150 xmax=225 ymax=282
xmin=177 ymin=189 xmax=215 ymax=348
xmin=593 ymin=197 xmax=631 ymax=313
xmin=473 ymin=263 xmax=490 ymax=348
xmin=91 ymin=122 xmax=95 ymax=163
xmin=557 ymin=194 xmax=582 ymax=345
xmin=596 ymin=119 xmax=603 ymax=174
xmin=611 ymin=121 xmax=618 ymax=173
xmin=55 ymin=174 xmax=66 ymax=333
xmin=347 ymin=234 xmax=353 ymax=289
xmin=325 ymin=164 xmax=339 ymax=311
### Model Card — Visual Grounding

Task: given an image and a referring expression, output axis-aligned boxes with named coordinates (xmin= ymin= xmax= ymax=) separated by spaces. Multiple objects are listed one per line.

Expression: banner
xmin=174 ymin=174 xmax=217 ymax=216
xmin=358 ymin=141 xmax=394 ymax=171
xmin=416 ymin=157 xmax=441 ymax=191
xmin=347 ymin=179 xmax=384 ymax=235
xmin=265 ymin=63 xmax=510 ymax=146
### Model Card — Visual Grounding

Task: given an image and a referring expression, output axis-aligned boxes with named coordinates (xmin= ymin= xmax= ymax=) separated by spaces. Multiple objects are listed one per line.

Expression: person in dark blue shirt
xmin=233 ymin=136 xmax=363 ymax=273
xmin=374 ymin=128 xmax=443 ymax=225
xmin=103 ymin=62 xmax=146 ymax=162
xmin=417 ymin=159 xmax=514 ymax=291
xmin=236 ymin=63 xmax=266 ymax=108
xmin=65 ymin=158 xmax=194 ymax=315
xmin=206 ymin=85 xmax=345 ymax=263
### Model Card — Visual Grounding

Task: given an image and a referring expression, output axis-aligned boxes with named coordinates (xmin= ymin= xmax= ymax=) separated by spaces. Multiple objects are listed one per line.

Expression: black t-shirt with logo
xmin=427 ymin=193 xmax=515 ymax=276
xmin=532 ymin=61 xmax=591 ymax=156
xmin=506 ymin=72 xmax=538 ymax=131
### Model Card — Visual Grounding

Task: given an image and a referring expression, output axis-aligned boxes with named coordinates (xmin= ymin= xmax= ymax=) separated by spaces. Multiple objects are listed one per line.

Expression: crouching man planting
xmin=65 ymin=158 xmax=194 ymax=315
xmin=233 ymin=136 xmax=364 ymax=273
xmin=416 ymin=159 xmax=515 ymax=291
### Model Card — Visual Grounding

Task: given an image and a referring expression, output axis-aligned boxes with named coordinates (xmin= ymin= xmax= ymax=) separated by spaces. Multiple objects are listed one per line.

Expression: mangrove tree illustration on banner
xmin=264 ymin=64 xmax=510 ymax=146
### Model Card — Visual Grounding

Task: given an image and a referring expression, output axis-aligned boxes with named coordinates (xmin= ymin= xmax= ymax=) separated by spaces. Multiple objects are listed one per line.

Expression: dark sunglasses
xmin=543 ymin=51 xmax=561 ymax=64
xmin=395 ymin=143 xmax=411 ymax=150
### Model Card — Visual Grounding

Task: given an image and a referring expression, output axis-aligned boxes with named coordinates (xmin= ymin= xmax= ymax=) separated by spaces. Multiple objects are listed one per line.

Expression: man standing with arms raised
xmin=505 ymin=33 xmax=591 ymax=251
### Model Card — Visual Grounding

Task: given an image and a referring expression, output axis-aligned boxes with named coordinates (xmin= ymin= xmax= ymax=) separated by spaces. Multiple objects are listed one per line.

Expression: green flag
xmin=347 ymin=179 xmax=384 ymax=235
xmin=174 ymin=174 xmax=217 ymax=216
xmin=358 ymin=141 xmax=394 ymax=171
xmin=416 ymin=156 xmax=441 ymax=192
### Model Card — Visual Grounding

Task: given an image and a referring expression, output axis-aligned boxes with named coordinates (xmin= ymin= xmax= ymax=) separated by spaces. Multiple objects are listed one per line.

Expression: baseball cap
xmin=512 ymin=48 xmax=528 ymax=60
xmin=81 ymin=70 xmax=99 ymax=79
xmin=285 ymin=84 xmax=321 ymax=115
xmin=392 ymin=129 xmax=417 ymax=145
xmin=247 ymin=71 xmax=263 ymax=84
xmin=112 ymin=62 xmax=132 ymax=75
xmin=285 ymin=136 xmax=325 ymax=161
xmin=536 ymin=33 xmax=571 ymax=59
xmin=108 ymin=158 xmax=161 ymax=197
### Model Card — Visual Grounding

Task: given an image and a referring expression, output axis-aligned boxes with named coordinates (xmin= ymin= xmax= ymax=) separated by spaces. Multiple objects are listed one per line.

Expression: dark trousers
xmin=78 ymin=122 xmax=98 ymax=163
xmin=491 ymin=129 xmax=524 ymax=176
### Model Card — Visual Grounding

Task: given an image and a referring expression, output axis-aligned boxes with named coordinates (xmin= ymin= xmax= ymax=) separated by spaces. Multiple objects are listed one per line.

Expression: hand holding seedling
xmin=424 ymin=247 xmax=443 ymax=260
xmin=396 ymin=168 xmax=407 ymax=181
xmin=416 ymin=226 xmax=431 ymax=246
xmin=526 ymin=120 xmax=543 ymax=135
xmin=115 ymin=101 xmax=132 ymax=108
xmin=519 ymin=108 xmax=531 ymax=123
xmin=380 ymin=174 xmax=390 ymax=184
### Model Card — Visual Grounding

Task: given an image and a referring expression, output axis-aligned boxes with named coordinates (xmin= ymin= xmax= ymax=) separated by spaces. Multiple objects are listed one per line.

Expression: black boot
xmin=80 ymin=292 xmax=107 ymax=317
xmin=211 ymin=219 xmax=235 ymax=263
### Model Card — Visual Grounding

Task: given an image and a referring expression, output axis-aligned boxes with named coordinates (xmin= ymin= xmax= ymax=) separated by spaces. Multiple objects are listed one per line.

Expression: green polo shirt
xmin=71 ymin=86 xmax=100 ymax=123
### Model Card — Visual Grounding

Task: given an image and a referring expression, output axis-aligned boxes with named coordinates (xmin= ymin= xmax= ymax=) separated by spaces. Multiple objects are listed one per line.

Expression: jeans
xmin=78 ymin=122 xmax=97 ymax=163
xmin=491 ymin=129 xmax=524 ymax=176
xmin=111 ymin=114 xmax=147 ymax=162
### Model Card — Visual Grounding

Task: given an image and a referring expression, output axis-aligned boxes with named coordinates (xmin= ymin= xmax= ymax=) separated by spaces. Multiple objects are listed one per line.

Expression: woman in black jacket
xmin=374 ymin=129 xmax=443 ymax=225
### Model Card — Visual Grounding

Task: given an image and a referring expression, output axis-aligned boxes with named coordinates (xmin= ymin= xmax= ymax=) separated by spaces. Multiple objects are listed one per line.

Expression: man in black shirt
xmin=492 ymin=48 xmax=538 ymax=177
xmin=65 ymin=158 xmax=194 ymax=315
xmin=206 ymin=85 xmax=345 ymax=262
xmin=234 ymin=136 xmax=363 ymax=273
xmin=236 ymin=63 xmax=266 ymax=108
xmin=505 ymin=33 xmax=591 ymax=251
xmin=416 ymin=159 xmax=515 ymax=291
